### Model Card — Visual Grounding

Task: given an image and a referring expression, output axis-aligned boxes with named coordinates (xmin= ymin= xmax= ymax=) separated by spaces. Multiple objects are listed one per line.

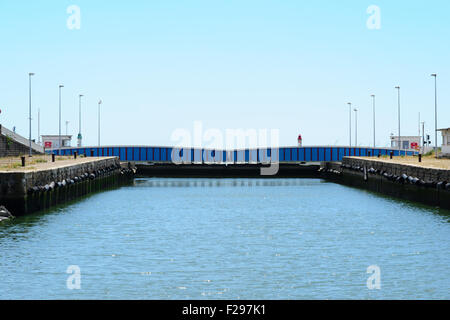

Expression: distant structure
xmin=77 ymin=132 xmax=82 ymax=147
xmin=390 ymin=135 xmax=421 ymax=152
xmin=41 ymin=135 xmax=72 ymax=150
xmin=298 ymin=134 xmax=303 ymax=147
xmin=437 ymin=128 xmax=450 ymax=157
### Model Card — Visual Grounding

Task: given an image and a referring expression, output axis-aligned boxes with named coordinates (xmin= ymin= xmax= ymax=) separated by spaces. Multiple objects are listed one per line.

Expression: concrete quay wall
xmin=341 ymin=157 xmax=450 ymax=183
xmin=321 ymin=157 xmax=450 ymax=209
xmin=0 ymin=157 xmax=134 ymax=217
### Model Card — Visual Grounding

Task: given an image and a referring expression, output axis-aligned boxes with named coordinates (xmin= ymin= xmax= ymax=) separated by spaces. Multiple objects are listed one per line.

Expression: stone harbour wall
xmin=321 ymin=157 xmax=450 ymax=209
xmin=341 ymin=157 xmax=450 ymax=183
xmin=0 ymin=157 xmax=135 ymax=217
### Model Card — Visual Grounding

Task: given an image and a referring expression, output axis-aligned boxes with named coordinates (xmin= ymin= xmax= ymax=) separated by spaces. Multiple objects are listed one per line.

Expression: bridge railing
xmin=49 ymin=146 xmax=417 ymax=163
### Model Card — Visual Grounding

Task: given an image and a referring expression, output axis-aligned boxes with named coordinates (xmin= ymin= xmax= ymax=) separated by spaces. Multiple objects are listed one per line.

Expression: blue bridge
xmin=51 ymin=146 xmax=416 ymax=163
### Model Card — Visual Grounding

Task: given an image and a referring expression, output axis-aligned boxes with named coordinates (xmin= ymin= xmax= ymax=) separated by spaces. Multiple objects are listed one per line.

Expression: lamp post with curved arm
xmin=354 ymin=108 xmax=358 ymax=146
xmin=78 ymin=94 xmax=84 ymax=147
xmin=371 ymin=94 xmax=376 ymax=148
xmin=58 ymin=85 xmax=64 ymax=155
xmin=98 ymin=99 xmax=102 ymax=149
xmin=347 ymin=102 xmax=352 ymax=147
xmin=395 ymin=86 xmax=401 ymax=152
xmin=431 ymin=74 xmax=437 ymax=158
xmin=28 ymin=73 xmax=35 ymax=157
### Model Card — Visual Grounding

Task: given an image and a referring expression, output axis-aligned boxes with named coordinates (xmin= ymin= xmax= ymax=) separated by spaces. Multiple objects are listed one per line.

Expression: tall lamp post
xmin=421 ymin=121 xmax=425 ymax=154
xmin=78 ymin=94 xmax=84 ymax=147
xmin=28 ymin=73 xmax=35 ymax=157
xmin=431 ymin=74 xmax=437 ymax=158
xmin=347 ymin=102 xmax=352 ymax=147
xmin=371 ymin=94 xmax=376 ymax=148
xmin=58 ymin=85 xmax=64 ymax=155
xmin=38 ymin=108 xmax=40 ymax=145
xmin=395 ymin=86 xmax=401 ymax=152
xmin=354 ymin=108 xmax=358 ymax=146
xmin=98 ymin=99 xmax=102 ymax=149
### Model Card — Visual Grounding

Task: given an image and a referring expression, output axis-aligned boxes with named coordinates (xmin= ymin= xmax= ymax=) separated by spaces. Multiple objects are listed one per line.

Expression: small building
xmin=438 ymin=128 xmax=450 ymax=156
xmin=41 ymin=135 xmax=72 ymax=150
xmin=390 ymin=135 xmax=421 ymax=151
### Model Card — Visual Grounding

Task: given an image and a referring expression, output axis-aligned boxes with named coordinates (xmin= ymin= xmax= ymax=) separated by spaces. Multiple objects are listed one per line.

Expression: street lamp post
xmin=59 ymin=85 xmax=64 ymax=155
xmin=371 ymin=94 xmax=376 ymax=148
xmin=98 ymin=99 xmax=102 ymax=149
xmin=354 ymin=108 xmax=358 ymax=146
xmin=38 ymin=108 xmax=40 ymax=145
xmin=431 ymin=74 xmax=437 ymax=158
xmin=395 ymin=86 xmax=401 ymax=152
xmin=28 ymin=73 xmax=35 ymax=157
xmin=78 ymin=94 xmax=83 ymax=147
xmin=347 ymin=102 xmax=352 ymax=147
xmin=421 ymin=121 xmax=425 ymax=154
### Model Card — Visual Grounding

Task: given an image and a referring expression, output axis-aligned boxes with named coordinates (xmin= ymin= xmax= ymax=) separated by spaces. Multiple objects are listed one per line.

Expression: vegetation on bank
xmin=0 ymin=155 xmax=86 ymax=171
xmin=423 ymin=148 xmax=441 ymax=157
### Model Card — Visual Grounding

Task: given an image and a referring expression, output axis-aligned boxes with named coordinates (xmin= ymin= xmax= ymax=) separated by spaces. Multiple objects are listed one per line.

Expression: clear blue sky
xmin=0 ymin=0 xmax=448 ymax=147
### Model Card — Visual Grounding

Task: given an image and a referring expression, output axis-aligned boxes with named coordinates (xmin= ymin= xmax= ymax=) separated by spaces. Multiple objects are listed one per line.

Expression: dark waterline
xmin=0 ymin=178 xmax=449 ymax=299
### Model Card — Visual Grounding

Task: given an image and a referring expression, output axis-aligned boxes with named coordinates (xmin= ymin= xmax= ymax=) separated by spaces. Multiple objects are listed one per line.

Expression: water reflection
xmin=133 ymin=178 xmax=324 ymax=188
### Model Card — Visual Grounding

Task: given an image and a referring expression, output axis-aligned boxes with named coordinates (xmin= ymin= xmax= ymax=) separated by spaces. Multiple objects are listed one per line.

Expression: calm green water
xmin=1 ymin=178 xmax=449 ymax=299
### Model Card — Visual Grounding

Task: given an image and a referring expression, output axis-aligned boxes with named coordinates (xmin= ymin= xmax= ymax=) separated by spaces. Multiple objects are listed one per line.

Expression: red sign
xmin=44 ymin=141 xmax=52 ymax=148
xmin=411 ymin=142 xmax=419 ymax=150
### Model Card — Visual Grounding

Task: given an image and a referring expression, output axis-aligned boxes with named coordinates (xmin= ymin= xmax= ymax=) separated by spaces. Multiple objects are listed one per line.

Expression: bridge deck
xmin=50 ymin=146 xmax=416 ymax=163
